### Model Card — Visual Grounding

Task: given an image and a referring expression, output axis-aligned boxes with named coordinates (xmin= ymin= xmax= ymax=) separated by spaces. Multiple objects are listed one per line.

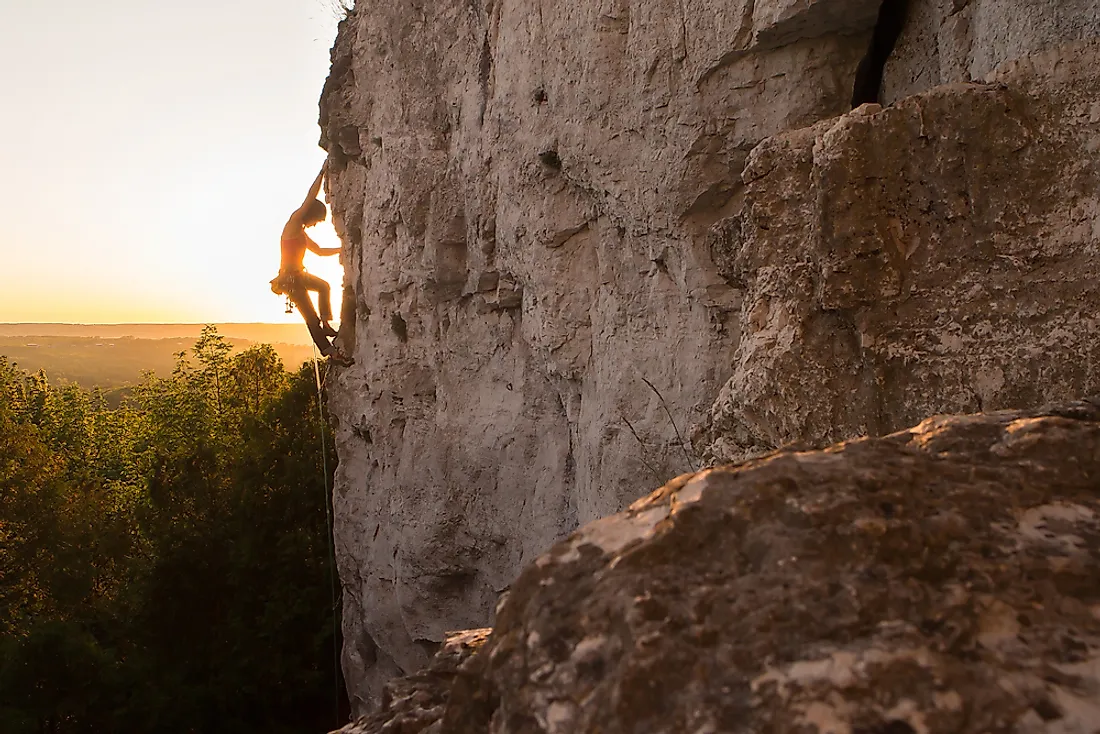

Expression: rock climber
xmin=270 ymin=161 xmax=352 ymax=365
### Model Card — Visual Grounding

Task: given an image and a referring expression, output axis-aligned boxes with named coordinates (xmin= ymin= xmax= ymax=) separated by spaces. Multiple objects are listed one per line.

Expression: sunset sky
xmin=0 ymin=0 xmax=348 ymax=324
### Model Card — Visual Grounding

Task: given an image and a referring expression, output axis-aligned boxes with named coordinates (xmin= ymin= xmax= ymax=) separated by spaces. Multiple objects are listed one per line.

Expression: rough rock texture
xmin=331 ymin=629 xmax=489 ymax=734
xmin=321 ymin=0 xmax=883 ymax=710
xmin=696 ymin=39 xmax=1100 ymax=464
xmin=338 ymin=399 xmax=1100 ymax=734
xmin=882 ymin=0 xmax=1100 ymax=103
xmin=319 ymin=0 xmax=1100 ymax=711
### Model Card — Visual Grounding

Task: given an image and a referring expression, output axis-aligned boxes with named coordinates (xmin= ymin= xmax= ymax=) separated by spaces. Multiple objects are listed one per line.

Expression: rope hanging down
xmin=312 ymin=344 xmax=342 ymax=726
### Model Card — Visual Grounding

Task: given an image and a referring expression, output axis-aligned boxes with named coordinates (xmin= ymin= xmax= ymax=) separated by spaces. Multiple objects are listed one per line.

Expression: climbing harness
xmin=312 ymin=344 xmax=342 ymax=726
xmin=271 ymin=275 xmax=297 ymax=313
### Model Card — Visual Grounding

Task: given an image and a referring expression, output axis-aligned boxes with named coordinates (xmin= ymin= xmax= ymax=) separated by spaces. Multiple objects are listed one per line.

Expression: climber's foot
xmin=321 ymin=323 xmax=338 ymax=338
xmin=325 ymin=348 xmax=354 ymax=367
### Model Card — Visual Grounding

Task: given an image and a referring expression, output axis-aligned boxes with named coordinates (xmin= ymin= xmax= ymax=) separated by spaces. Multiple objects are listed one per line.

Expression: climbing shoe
xmin=326 ymin=348 xmax=354 ymax=367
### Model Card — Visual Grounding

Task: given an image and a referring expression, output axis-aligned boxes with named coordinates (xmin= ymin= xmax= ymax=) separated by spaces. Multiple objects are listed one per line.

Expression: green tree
xmin=0 ymin=364 xmax=65 ymax=635
xmin=0 ymin=330 xmax=344 ymax=733
xmin=0 ymin=620 xmax=121 ymax=734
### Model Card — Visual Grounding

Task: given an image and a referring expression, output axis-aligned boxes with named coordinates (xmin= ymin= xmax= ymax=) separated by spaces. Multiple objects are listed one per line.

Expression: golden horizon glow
xmin=0 ymin=1 xmax=348 ymax=325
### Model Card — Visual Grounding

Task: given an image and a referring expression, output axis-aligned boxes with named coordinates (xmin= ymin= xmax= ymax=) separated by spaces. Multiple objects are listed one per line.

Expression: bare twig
xmin=622 ymin=415 xmax=664 ymax=486
xmin=640 ymin=375 xmax=697 ymax=473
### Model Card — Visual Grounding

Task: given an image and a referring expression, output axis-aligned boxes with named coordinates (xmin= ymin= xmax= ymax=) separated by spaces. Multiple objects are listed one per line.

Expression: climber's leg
xmin=298 ymin=273 xmax=334 ymax=322
xmin=285 ymin=280 xmax=335 ymax=355
xmin=298 ymin=272 xmax=338 ymax=337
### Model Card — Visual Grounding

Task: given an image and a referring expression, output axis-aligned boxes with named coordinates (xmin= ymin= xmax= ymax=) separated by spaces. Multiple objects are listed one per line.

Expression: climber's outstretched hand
xmin=302 ymin=161 xmax=327 ymax=209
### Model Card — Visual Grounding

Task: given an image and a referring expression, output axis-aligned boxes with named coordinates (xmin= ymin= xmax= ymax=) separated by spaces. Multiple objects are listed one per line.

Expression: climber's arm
xmin=306 ymin=237 xmax=341 ymax=257
xmin=287 ymin=161 xmax=328 ymax=226
xmin=300 ymin=161 xmax=327 ymax=210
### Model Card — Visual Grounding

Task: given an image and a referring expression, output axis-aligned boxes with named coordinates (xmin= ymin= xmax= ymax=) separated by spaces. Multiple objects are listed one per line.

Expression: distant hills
xmin=0 ymin=324 xmax=318 ymax=396
xmin=0 ymin=322 xmax=313 ymax=345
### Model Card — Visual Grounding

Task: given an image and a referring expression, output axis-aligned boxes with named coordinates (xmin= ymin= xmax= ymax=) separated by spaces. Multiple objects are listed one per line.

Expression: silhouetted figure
xmin=270 ymin=162 xmax=352 ymax=365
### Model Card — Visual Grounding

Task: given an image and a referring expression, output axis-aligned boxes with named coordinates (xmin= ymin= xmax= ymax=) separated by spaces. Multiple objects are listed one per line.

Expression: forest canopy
xmin=0 ymin=326 xmax=343 ymax=734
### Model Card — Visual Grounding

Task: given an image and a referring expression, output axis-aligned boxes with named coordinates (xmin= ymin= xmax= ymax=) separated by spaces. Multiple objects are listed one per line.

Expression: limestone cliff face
xmin=319 ymin=0 xmax=1100 ymax=710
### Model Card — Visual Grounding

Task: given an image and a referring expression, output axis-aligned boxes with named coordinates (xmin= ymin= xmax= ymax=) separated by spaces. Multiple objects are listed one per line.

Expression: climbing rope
xmin=312 ymin=344 xmax=342 ymax=726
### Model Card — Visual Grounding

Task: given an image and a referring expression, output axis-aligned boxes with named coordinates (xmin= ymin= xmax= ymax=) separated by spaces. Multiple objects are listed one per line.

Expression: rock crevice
xmin=851 ymin=0 xmax=910 ymax=105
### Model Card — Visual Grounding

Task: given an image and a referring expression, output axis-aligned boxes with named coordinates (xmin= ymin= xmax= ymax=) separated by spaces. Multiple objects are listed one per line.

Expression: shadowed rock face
xmin=318 ymin=0 xmax=1100 ymax=713
xmin=319 ymin=0 xmax=881 ymax=710
xmin=338 ymin=398 xmax=1100 ymax=734
xmin=331 ymin=629 xmax=490 ymax=734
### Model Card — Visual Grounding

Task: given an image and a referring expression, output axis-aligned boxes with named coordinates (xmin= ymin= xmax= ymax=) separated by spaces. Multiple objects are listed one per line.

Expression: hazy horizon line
xmin=1 ymin=321 xmax=301 ymax=326
xmin=0 ymin=322 xmax=314 ymax=346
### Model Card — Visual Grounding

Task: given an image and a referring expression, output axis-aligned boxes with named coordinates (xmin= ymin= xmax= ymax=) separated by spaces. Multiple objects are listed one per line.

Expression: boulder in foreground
xmin=342 ymin=398 xmax=1100 ymax=733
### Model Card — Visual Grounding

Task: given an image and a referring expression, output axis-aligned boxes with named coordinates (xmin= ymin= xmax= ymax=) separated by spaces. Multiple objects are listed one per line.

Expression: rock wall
xmin=697 ymin=40 xmax=1100 ymax=463
xmin=883 ymin=0 xmax=1100 ymax=103
xmin=319 ymin=0 xmax=1100 ymax=710
xmin=320 ymin=0 xmax=880 ymax=709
